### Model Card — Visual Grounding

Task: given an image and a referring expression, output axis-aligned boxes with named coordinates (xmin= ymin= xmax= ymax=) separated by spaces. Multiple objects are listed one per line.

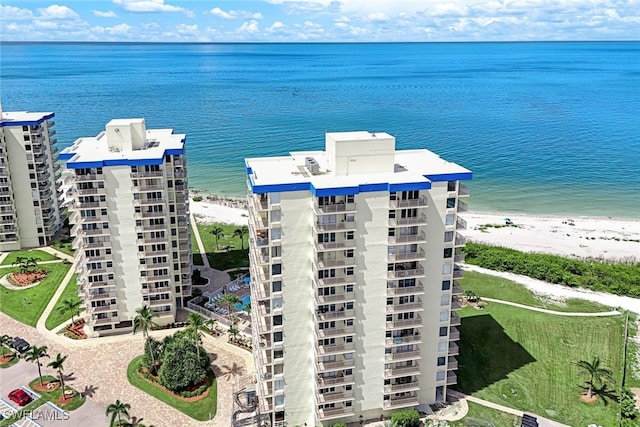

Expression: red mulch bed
xmin=137 ymin=367 xmax=209 ymax=402
xmin=32 ymin=381 xmax=60 ymax=392
xmin=66 ymin=320 xmax=87 ymax=339
xmin=0 ymin=354 xmax=15 ymax=364
xmin=9 ymin=271 xmax=47 ymax=286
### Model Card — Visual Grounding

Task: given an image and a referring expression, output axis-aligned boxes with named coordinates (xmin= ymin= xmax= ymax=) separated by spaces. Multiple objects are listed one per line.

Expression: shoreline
xmin=188 ymin=190 xmax=640 ymax=261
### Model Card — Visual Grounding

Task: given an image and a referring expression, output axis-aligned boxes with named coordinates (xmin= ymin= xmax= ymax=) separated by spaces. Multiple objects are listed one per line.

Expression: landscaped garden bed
xmin=28 ymin=376 xmax=85 ymax=410
xmin=64 ymin=319 xmax=87 ymax=340
xmin=8 ymin=270 xmax=48 ymax=286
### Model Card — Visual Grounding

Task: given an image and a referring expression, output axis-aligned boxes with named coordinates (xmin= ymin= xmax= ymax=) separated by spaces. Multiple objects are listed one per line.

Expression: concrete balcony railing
xmin=314 ymin=275 xmax=356 ymax=288
xmin=316 ymin=342 xmax=355 ymax=356
xmin=313 ymin=219 xmax=356 ymax=233
xmin=390 ymin=197 xmax=428 ymax=209
xmin=131 ymin=170 xmax=163 ymax=178
xmin=387 ymin=249 xmax=425 ymax=262
xmin=92 ymin=316 xmax=116 ymax=326
xmin=147 ymin=298 xmax=171 ymax=307
xmin=386 ymin=316 xmax=423 ymax=330
xmin=315 ymin=308 xmax=356 ymax=321
xmin=314 ymin=240 xmax=356 ymax=252
xmin=457 ymin=200 xmax=468 ymax=213
xmin=74 ymin=173 xmax=102 ymax=182
xmin=386 ymin=300 xmax=423 ymax=313
xmin=450 ymin=299 xmax=462 ymax=310
xmin=447 ymin=356 xmax=458 ymax=370
xmin=387 ymin=268 xmax=425 ymax=280
xmin=450 ymin=312 xmax=461 ymax=326
xmin=315 ymin=326 xmax=355 ymax=339
xmin=447 ymin=372 xmax=458 ymax=385
xmin=388 ymin=232 xmax=427 ymax=245
xmin=458 ymin=183 xmax=470 ymax=196
xmin=85 ymin=292 xmax=116 ymax=301
xmin=248 ymin=195 xmax=269 ymax=212
xmin=454 ymin=253 xmax=465 ymax=263
xmin=386 ymin=334 xmax=422 ymax=346
xmin=385 ymin=350 xmax=421 ymax=362
xmin=316 ymin=390 xmax=354 ymax=404
xmin=76 ymin=187 xmax=102 ymax=196
xmin=316 ymin=258 xmax=356 ymax=269
xmin=448 ymin=343 xmax=459 ymax=356
xmin=384 ymin=381 xmax=420 ymax=393
xmin=382 ymin=395 xmax=419 ymax=410
xmin=456 ymin=216 xmax=467 ymax=230
xmin=384 ymin=364 xmax=421 ymax=378
xmin=449 ymin=327 xmax=460 ymax=341
xmin=316 ymin=375 xmax=355 ymax=387
xmin=316 ymin=359 xmax=354 ymax=372
xmin=389 ymin=213 xmax=427 ymax=227
xmin=313 ymin=202 xmax=357 ymax=215
xmin=315 ymin=291 xmax=356 ymax=305
xmin=386 ymin=283 xmax=425 ymax=296
xmin=453 ymin=268 xmax=464 ymax=279
xmin=87 ymin=304 xmax=116 ymax=314
xmin=316 ymin=405 xmax=355 ymax=420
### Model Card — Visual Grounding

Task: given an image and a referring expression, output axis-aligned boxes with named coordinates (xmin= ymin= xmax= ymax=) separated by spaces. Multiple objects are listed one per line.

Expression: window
xmin=346 ymin=231 xmax=354 ymax=240
xmin=272 ymin=281 xmax=282 ymax=292
xmin=436 ymin=371 xmax=446 ymax=381
xmin=441 ymin=280 xmax=451 ymax=291
xmin=439 ymin=327 xmax=448 ymax=337
xmin=438 ymin=356 xmax=446 ymax=366
xmin=274 ymin=332 xmax=283 ymax=342
xmin=273 ymin=315 xmax=283 ymax=326
xmin=345 ymin=267 xmax=354 ymax=276
xmin=272 ymin=264 xmax=282 ymax=275
xmin=443 ymin=248 xmax=453 ymax=258
xmin=447 ymin=181 xmax=457 ymax=192
xmin=446 ymin=198 xmax=456 ymax=209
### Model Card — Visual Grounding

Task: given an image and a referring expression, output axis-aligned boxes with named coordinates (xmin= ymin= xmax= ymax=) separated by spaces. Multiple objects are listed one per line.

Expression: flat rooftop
xmin=1 ymin=111 xmax=54 ymax=127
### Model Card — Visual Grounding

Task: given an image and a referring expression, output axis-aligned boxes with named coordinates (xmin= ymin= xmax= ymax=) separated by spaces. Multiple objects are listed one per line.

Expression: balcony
xmin=387 ymin=268 xmax=425 ymax=280
xmin=447 ymin=372 xmax=457 ymax=385
xmin=316 ymin=342 xmax=355 ymax=356
xmin=316 ymin=390 xmax=354 ymax=404
xmin=316 ymin=405 xmax=354 ymax=420
xmin=386 ymin=283 xmax=425 ymax=296
xmin=456 ymin=216 xmax=467 ymax=230
xmin=315 ymin=326 xmax=355 ymax=339
xmin=316 ymin=308 xmax=356 ymax=321
xmin=92 ymin=316 xmax=116 ymax=326
xmin=385 ymin=350 xmax=421 ymax=362
xmin=76 ymin=187 xmax=102 ymax=196
xmin=313 ymin=202 xmax=357 ymax=215
xmin=450 ymin=312 xmax=461 ymax=326
xmin=449 ymin=327 xmax=460 ymax=341
xmin=314 ymin=240 xmax=356 ymax=252
xmin=316 ymin=359 xmax=354 ymax=372
xmin=390 ymin=197 xmax=428 ymax=209
xmin=454 ymin=253 xmax=465 ymax=263
xmin=135 ymin=224 xmax=167 ymax=232
xmin=458 ymin=183 xmax=470 ymax=196
xmin=316 ymin=375 xmax=355 ymax=387
xmin=147 ymin=298 xmax=172 ymax=307
xmin=252 ymin=282 xmax=271 ymax=301
xmin=141 ymin=274 xmax=171 ymax=283
xmin=448 ymin=343 xmax=459 ymax=356
xmin=315 ymin=291 xmax=356 ymax=305
xmin=386 ymin=334 xmax=422 ymax=346
xmin=385 ymin=364 xmax=420 ymax=378
xmin=388 ymin=232 xmax=427 ymax=245
xmin=450 ymin=298 xmax=462 ymax=310
xmin=384 ymin=381 xmax=420 ymax=393
xmin=131 ymin=171 xmax=163 ymax=178
xmin=87 ymin=304 xmax=116 ymax=314
xmin=383 ymin=395 xmax=419 ymax=409
xmin=455 ymin=233 xmax=466 ymax=246
xmin=447 ymin=356 xmax=458 ymax=370
xmin=386 ymin=316 xmax=423 ymax=330
xmin=313 ymin=275 xmax=356 ymax=288
xmin=85 ymin=292 xmax=116 ymax=301
xmin=386 ymin=301 xmax=423 ymax=313
xmin=457 ymin=200 xmax=468 ymax=213
xmin=313 ymin=219 xmax=356 ymax=232
xmin=388 ymin=249 xmax=425 ymax=262
xmin=389 ymin=214 xmax=427 ymax=227
xmin=248 ymin=195 xmax=268 ymax=211
xmin=316 ymin=257 xmax=356 ymax=269
xmin=134 ymin=198 xmax=165 ymax=206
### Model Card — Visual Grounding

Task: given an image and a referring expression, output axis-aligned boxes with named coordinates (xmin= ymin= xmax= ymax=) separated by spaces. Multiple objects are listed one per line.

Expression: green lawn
xmin=461 ymin=271 xmax=614 ymax=313
xmin=127 ymin=355 xmax=218 ymax=421
xmin=1 ymin=249 xmax=57 ymax=265
xmin=0 ymin=263 xmax=71 ymax=326
xmin=28 ymin=376 xmax=86 ymax=411
xmin=451 ymin=402 xmax=521 ymax=427
xmin=44 ymin=273 xmax=79 ymax=330
xmin=456 ymin=303 xmax=629 ymax=426
xmin=0 ymin=397 xmax=47 ymax=426
xmin=195 ymin=223 xmax=249 ymax=270
xmin=0 ymin=347 xmax=18 ymax=369
xmin=51 ymin=236 xmax=75 ymax=256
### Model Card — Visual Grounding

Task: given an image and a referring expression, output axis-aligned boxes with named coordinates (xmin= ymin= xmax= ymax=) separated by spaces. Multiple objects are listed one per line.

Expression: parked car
xmin=9 ymin=337 xmax=30 ymax=353
xmin=8 ymin=389 xmax=32 ymax=406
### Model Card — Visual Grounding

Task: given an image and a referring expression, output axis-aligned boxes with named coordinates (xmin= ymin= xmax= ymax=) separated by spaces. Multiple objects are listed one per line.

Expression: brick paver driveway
xmin=0 ymin=312 xmax=255 ymax=426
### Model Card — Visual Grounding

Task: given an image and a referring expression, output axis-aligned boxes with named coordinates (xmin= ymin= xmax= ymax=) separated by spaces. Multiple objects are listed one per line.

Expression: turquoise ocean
xmin=1 ymin=42 xmax=639 ymax=217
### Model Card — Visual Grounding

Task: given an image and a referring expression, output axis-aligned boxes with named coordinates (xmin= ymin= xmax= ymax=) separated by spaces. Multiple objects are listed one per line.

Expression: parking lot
xmin=0 ymin=359 xmax=108 ymax=427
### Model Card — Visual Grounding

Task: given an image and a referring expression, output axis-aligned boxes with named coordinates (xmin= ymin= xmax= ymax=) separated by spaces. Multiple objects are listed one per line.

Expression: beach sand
xmin=188 ymin=192 xmax=640 ymax=261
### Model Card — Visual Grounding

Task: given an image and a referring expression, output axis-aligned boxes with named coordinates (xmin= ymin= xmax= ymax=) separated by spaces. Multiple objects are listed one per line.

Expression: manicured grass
xmin=44 ymin=273 xmax=79 ymax=330
xmin=28 ymin=376 xmax=86 ymax=411
xmin=0 ymin=263 xmax=71 ymax=326
xmin=195 ymin=223 xmax=249 ymax=270
xmin=127 ymin=355 xmax=217 ymax=421
xmin=451 ymin=402 xmax=521 ymax=427
xmin=0 ymin=350 xmax=18 ymax=369
xmin=51 ymin=237 xmax=75 ymax=256
xmin=462 ymin=271 xmax=615 ymax=313
xmin=457 ymin=303 xmax=628 ymax=426
xmin=0 ymin=397 xmax=47 ymax=426
xmin=190 ymin=226 xmax=205 ymax=266
xmin=1 ymin=249 xmax=57 ymax=265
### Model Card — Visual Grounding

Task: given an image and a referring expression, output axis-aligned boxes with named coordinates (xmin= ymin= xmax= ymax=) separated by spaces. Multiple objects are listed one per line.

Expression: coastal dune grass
xmin=127 ymin=355 xmax=217 ymax=421
xmin=457 ymin=303 xmax=628 ymax=426
xmin=464 ymin=242 xmax=640 ymax=297
xmin=0 ymin=263 xmax=71 ymax=326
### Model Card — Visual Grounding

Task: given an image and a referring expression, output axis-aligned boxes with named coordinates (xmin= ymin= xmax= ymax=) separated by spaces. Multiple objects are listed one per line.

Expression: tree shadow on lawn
xmin=206 ymin=249 xmax=249 ymax=271
xmin=456 ymin=313 xmax=537 ymax=394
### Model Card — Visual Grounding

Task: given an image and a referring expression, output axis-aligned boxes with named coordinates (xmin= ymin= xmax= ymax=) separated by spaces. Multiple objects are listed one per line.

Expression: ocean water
xmin=1 ymin=42 xmax=639 ymax=218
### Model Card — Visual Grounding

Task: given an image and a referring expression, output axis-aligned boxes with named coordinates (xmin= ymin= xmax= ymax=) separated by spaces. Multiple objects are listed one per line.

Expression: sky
xmin=1 ymin=0 xmax=638 ymax=42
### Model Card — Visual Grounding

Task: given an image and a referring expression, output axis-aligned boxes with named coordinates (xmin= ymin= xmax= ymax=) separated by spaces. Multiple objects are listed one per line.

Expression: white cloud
xmin=237 ymin=20 xmax=260 ymax=34
xmin=0 ymin=5 xmax=34 ymax=20
xmin=92 ymin=23 xmax=133 ymax=35
xmin=93 ymin=10 xmax=118 ymax=18
xmin=113 ymin=0 xmax=194 ymax=16
xmin=33 ymin=20 xmax=58 ymax=29
xmin=364 ymin=12 xmax=388 ymax=22
xmin=175 ymin=23 xmax=199 ymax=35
xmin=37 ymin=5 xmax=79 ymax=20
xmin=209 ymin=7 xmax=263 ymax=20
xmin=268 ymin=21 xmax=286 ymax=31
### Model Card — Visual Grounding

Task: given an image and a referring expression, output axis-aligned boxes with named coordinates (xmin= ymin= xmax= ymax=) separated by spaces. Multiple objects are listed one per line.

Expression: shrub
xmin=391 ymin=409 xmax=420 ymax=427
xmin=179 ymin=383 xmax=208 ymax=398
xmin=192 ymin=196 xmax=203 ymax=202
xmin=158 ymin=333 xmax=210 ymax=392
xmin=332 ymin=423 xmax=348 ymax=427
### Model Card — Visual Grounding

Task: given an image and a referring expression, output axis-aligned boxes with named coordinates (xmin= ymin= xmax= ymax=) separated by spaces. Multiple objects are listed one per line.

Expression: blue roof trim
xmin=166 ymin=148 xmax=184 ymax=156
xmin=358 ymin=183 xmax=388 ymax=192
xmin=389 ymin=181 xmax=432 ymax=192
xmin=312 ymin=186 xmax=359 ymax=197
xmin=0 ymin=113 xmax=55 ymax=128
xmin=246 ymin=167 xmax=253 ymax=175
xmin=251 ymin=182 xmax=311 ymax=194
xmin=58 ymin=152 xmax=75 ymax=161
xmin=425 ymin=172 xmax=473 ymax=182
xmin=64 ymin=147 xmax=184 ymax=169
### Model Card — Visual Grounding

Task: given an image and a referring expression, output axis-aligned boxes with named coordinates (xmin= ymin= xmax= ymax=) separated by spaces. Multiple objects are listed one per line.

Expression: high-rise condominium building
xmin=60 ymin=119 xmax=191 ymax=336
xmin=0 ymin=107 xmax=63 ymax=251
xmin=245 ymin=132 xmax=471 ymax=426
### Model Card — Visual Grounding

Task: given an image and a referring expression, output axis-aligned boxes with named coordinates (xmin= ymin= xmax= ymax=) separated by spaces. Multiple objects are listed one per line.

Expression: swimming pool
xmin=235 ymin=294 xmax=251 ymax=311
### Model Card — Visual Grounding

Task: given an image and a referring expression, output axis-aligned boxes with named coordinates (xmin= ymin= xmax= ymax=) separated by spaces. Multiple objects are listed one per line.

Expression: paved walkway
xmin=482 ymin=297 xmax=621 ymax=317
xmin=190 ymin=213 xmax=210 ymax=268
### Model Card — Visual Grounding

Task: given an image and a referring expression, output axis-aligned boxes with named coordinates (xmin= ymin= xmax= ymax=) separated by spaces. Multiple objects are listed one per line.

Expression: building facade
xmin=60 ymin=119 xmax=191 ymax=336
xmin=0 ymin=107 xmax=63 ymax=251
xmin=245 ymin=132 xmax=471 ymax=426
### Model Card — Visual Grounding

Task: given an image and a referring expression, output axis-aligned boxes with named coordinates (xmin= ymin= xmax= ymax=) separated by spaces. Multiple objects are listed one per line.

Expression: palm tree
xmin=133 ymin=305 xmax=158 ymax=338
xmin=575 ymin=356 xmax=615 ymax=399
xmin=241 ymin=302 xmax=251 ymax=315
xmin=220 ymin=294 xmax=241 ymax=322
xmin=209 ymin=226 xmax=224 ymax=250
xmin=0 ymin=335 xmax=12 ymax=358
xmin=48 ymin=353 xmax=68 ymax=395
xmin=233 ymin=225 xmax=249 ymax=250
xmin=228 ymin=326 xmax=240 ymax=342
xmin=58 ymin=298 xmax=83 ymax=325
xmin=205 ymin=318 xmax=217 ymax=334
xmin=24 ymin=345 xmax=50 ymax=385
xmin=187 ymin=312 xmax=206 ymax=361
xmin=105 ymin=399 xmax=131 ymax=427
xmin=14 ymin=256 xmax=39 ymax=274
